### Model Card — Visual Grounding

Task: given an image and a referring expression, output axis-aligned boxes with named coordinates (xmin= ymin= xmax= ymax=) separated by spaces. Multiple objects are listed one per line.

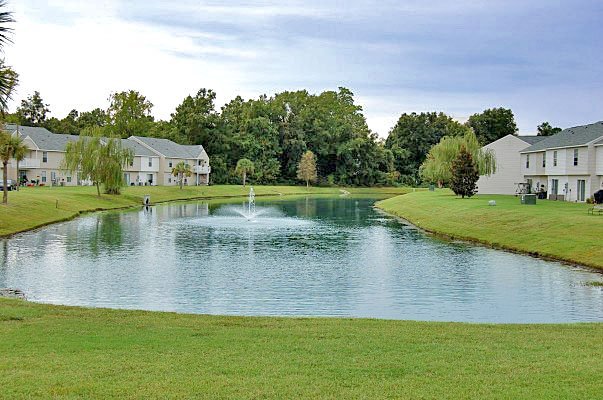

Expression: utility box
xmin=521 ymin=194 xmax=537 ymax=205
xmin=143 ymin=195 xmax=151 ymax=205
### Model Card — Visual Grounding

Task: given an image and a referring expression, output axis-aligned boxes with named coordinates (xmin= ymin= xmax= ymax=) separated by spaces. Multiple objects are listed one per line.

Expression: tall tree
xmin=385 ymin=112 xmax=470 ymax=183
xmin=0 ymin=59 xmax=18 ymax=115
xmin=466 ymin=108 xmax=517 ymax=145
xmin=78 ymin=108 xmax=109 ymax=129
xmin=235 ymin=158 xmax=254 ymax=187
xmin=63 ymin=127 xmax=133 ymax=196
xmin=107 ymin=90 xmax=154 ymax=138
xmin=171 ymin=89 xmax=218 ymax=145
xmin=449 ymin=146 xmax=479 ymax=198
xmin=537 ymin=121 xmax=562 ymax=136
xmin=17 ymin=91 xmax=50 ymax=126
xmin=171 ymin=161 xmax=192 ymax=189
xmin=11 ymin=133 xmax=27 ymax=191
xmin=420 ymin=130 xmax=496 ymax=186
xmin=45 ymin=109 xmax=80 ymax=135
xmin=297 ymin=150 xmax=317 ymax=188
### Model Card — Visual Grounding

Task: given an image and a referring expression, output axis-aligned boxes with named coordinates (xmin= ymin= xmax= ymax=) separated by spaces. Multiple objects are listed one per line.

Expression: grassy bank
xmin=0 ymin=185 xmax=411 ymax=237
xmin=377 ymin=190 xmax=603 ymax=270
xmin=1 ymin=299 xmax=602 ymax=399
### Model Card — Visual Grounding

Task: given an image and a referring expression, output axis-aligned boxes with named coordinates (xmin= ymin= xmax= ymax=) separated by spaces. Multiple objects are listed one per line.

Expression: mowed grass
xmin=377 ymin=190 xmax=603 ymax=270
xmin=0 ymin=185 xmax=411 ymax=237
xmin=0 ymin=299 xmax=602 ymax=399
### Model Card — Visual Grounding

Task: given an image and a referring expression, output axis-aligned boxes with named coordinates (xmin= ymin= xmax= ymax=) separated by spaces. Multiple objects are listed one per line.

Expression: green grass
xmin=0 ymin=299 xmax=601 ymax=399
xmin=377 ymin=190 xmax=603 ymax=270
xmin=0 ymin=185 xmax=411 ymax=237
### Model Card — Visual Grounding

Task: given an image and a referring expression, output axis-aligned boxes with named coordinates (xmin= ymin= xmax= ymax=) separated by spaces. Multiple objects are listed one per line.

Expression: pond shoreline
xmin=375 ymin=191 xmax=603 ymax=272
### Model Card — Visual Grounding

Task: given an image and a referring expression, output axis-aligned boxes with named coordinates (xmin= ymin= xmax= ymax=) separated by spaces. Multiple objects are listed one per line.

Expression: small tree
xmin=296 ymin=150 xmax=317 ymax=188
xmin=449 ymin=146 xmax=479 ymax=198
xmin=0 ymin=131 xmax=25 ymax=203
xmin=62 ymin=127 xmax=133 ymax=196
xmin=12 ymin=133 xmax=27 ymax=191
xmin=235 ymin=158 xmax=254 ymax=186
xmin=171 ymin=161 xmax=192 ymax=189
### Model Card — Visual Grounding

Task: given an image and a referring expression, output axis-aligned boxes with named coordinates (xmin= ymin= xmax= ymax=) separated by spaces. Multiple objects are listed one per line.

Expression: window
xmin=551 ymin=179 xmax=559 ymax=195
xmin=66 ymin=176 xmax=72 ymax=183
xmin=148 ymin=158 xmax=153 ymax=167
xmin=168 ymin=177 xmax=172 ymax=183
xmin=51 ymin=171 xmax=56 ymax=183
xmin=573 ymin=149 xmax=579 ymax=166
xmin=42 ymin=152 xmax=48 ymax=163
xmin=526 ymin=154 xmax=530 ymax=168
xmin=542 ymin=153 xmax=546 ymax=168
xmin=553 ymin=151 xmax=558 ymax=166
xmin=41 ymin=171 xmax=47 ymax=183
xmin=129 ymin=160 xmax=134 ymax=167
xmin=168 ymin=161 xmax=173 ymax=168
xmin=577 ymin=180 xmax=586 ymax=202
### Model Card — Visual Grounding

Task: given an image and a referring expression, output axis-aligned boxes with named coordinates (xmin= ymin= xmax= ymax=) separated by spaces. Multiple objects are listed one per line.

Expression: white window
xmin=553 ymin=151 xmax=558 ymax=167
xmin=542 ymin=154 xmax=546 ymax=168
xmin=42 ymin=152 xmax=48 ymax=163
xmin=168 ymin=161 xmax=173 ymax=168
xmin=573 ymin=149 xmax=579 ymax=166
xmin=41 ymin=171 xmax=47 ymax=183
xmin=148 ymin=158 xmax=153 ymax=167
xmin=551 ymin=179 xmax=559 ymax=195
xmin=526 ymin=154 xmax=530 ymax=168
xmin=66 ymin=176 xmax=72 ymax=183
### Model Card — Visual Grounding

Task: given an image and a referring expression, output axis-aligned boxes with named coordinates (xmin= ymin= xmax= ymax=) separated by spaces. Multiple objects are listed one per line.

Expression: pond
xmin=1 ymin=196 xmax=602 ymax=323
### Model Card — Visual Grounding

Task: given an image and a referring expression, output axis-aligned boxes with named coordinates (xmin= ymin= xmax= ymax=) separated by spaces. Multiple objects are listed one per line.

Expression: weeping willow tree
xmin=420 ymin=130 xmax=496 ymax=186
xmin=62 ymin=127 xmax=133 ymax=196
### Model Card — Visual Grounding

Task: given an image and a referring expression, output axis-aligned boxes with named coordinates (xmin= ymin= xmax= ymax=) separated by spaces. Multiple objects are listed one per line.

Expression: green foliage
xmin=16 ymin=91 xmax=49 ymax=126
xmin=537 ymin=121 xmax=562 ymax=136
xmin=62 ymin=127 xmax=133 ymax=196
xmin=235 ymin=158 xmax=254 ymax=186
xmin=385 ymin=112 xmax=470 ymax=182
xmin=0 ymin=131 xmax=26 ymax=203
xmin=466 ymin=107 xmax=518 ymax=144
xmin=449 ymin=146 xmax=479 ymax=198
xmin=420 ymin=130 xmax=496 ymax=185
xmin=171 ymin=161 xmax=193 ymax=189
xmin=0 ymin=59 xmax=18 ymax=114
xmin=297 ymin=150 xmax=317 ymax=187
xmin=106 ymin=90 xmax=154 ymax=138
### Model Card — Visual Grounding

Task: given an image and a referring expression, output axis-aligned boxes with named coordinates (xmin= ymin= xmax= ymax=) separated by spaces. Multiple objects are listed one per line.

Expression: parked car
xmin=0 ymin=179 xmax=17 ymax=191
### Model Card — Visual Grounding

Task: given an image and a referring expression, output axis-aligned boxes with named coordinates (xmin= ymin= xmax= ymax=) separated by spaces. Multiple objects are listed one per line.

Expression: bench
xmin=588 ymin=205 xmax=603 ymax=215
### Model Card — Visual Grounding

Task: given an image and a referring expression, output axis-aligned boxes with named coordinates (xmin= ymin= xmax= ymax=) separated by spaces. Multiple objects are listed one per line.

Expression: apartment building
xmin=520 ymin=121 xmax=603 ymax=202
xmin=2 ymin=124 xmax=210 ymax=187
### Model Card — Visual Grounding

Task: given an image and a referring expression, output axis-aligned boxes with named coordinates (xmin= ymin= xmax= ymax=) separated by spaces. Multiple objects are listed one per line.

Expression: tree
xmin=78 ymin=108 xmax=108 ymax=130
xmin=466 ymin=108 xmax=517 ymax=145
xmin=45 ymin=109 xmax=80 ymax=135
xmin=63 ymin=127 xmax=133 ymax=196
xmin=420 ymin=130 xmax=496 ymax=187
xmin=385 ymin=112 xmax=470 ymax=183
xmin=171 ymin=161 xmax=192 ymax=189
xmin=17 ymin=91 xmax=50 ymax=126
xmin=0 ymin=131 xmax=25 ymax=203
xmin=537 ymin=122 xmax=562 ymax=136
xmin=297 ymin=150 xmax=317 ymax=188
xmin=171 ymin=89 xmax=218 ymax=145
xmin=449 ymin=146 xmax=479 ymax=198
xmin=0 ymin=59 xmax=18 ymax=115
xmin=11 ymin=132 xmax=27 ymax=191
xmin=0 ymin=0 xmax=13 ymax=49
xmin=235 ymin=158 xmax=254 ymax=186
xmin=107 ymin=90 xmax=154 ymax=138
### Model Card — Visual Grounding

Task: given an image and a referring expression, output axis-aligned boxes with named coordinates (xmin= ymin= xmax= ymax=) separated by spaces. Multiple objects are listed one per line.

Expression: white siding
xmin=596 ymin=145 xmax=603 ymax=176
xmin=477 ymin=135 xmax=531 ymax=195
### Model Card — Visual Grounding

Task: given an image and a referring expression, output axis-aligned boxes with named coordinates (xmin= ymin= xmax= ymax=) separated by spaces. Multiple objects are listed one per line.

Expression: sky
xmin=4 ymin=0 xmax=602 ymax=137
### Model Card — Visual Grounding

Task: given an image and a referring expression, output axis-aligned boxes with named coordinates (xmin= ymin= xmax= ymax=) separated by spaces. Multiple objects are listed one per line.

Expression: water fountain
xmin=247 ymin=186 xmax=255 ymax=220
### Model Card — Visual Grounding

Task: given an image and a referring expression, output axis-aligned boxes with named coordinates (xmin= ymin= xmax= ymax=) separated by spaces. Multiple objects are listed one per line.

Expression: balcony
xmin=10 ymin=158 xmax=41 ymax=169
xmin=194 ymin=165 xmax=211 ymax=174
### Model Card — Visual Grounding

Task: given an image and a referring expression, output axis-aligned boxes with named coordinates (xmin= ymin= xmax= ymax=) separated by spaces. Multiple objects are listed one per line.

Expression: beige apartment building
xmin=2 ymin=124 xmax=210 ymax=187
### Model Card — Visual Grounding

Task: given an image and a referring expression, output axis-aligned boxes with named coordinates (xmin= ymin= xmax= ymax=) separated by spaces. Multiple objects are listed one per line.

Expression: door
xmin=551 ymin=179 xmax=559 ymax=195
xmin=577 ymin=180 xmax=586 ymax=202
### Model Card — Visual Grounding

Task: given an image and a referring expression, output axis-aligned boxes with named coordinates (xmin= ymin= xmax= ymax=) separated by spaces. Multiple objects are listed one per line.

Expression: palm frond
xmin=0 ymin=1 xmax=14 ymax=48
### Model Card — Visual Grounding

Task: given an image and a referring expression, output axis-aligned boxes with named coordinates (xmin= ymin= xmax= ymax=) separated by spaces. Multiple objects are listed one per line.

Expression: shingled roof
xmin=517 ymin=135 xmax=547 ymax=145
xmin=521 ymin=121 xmax=603 ymax=153
xmin=130 ymin=136 xmax=206 ymax=158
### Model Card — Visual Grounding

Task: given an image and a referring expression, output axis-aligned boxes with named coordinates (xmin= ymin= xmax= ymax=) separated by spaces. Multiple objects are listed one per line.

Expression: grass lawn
xmin=0 ymin=185 xmax=412 ymax=237
xmin=377 ymin=189 xmax=603 ymax=270
xmin=1 ymin=299 xmax=602 ymax=399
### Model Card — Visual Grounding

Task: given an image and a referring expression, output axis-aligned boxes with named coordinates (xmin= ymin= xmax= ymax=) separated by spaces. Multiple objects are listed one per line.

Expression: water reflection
xmin=0 ymin=196 xmax=602 ymax=323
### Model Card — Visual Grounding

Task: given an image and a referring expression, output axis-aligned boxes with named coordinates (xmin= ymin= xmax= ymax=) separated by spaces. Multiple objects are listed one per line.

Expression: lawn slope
xmin=1 ymin=299 xmax=602 ymax=399
xmin=0 ymin=185 xmax=410 ymax=237
xmin=377 ymin=190 xmax=603 ymax=270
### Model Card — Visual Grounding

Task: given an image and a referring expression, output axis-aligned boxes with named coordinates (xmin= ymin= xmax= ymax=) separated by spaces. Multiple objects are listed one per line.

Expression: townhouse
xmin=2 ymin=124 xmax=211 ymax=187
xmin=520 ymin=121 xmax=603 ymax=202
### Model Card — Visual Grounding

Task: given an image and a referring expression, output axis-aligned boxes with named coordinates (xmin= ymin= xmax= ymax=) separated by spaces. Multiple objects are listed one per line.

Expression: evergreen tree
xmin=449 ymin=146 xmax=479 ymax=198
xmin=235 ymin=158 xmax=254 ymax=186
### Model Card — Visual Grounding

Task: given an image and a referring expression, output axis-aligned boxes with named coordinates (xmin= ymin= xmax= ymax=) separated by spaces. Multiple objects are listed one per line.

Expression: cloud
xmin=5 ymin=0 xmax=603 ymax=137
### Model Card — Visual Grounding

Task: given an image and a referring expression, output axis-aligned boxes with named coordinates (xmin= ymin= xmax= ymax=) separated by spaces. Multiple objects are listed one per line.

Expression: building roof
xmin=521 ymin=121 xmax=603 ymax=153
xmin=115 ymin=139 xmax=157 ymax=157
xmin=517 ymin=135 xmax=547 ymax=145
xmin=594 ymin=137 xmax=603 ymax=146
xmin=130 ymin=136 xmax=206 ymax=158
